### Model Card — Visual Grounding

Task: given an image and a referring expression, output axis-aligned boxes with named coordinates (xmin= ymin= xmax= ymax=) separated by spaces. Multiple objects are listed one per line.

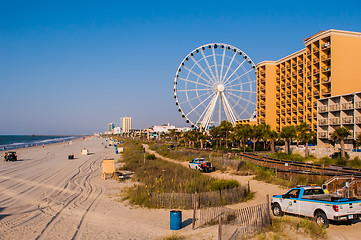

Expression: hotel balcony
xmin=321 ymin=77 xmax=331 ymax=83
xmin=321 ymin=89 xmax=331 ymax=95
xmin=307 ymin=51 xmax=311 ymax=56
xmin=276 ymin=93 xmax=280 ymax=98
xmin=281 ymin=100 xmax=285 ymax=105
xmin=292 ymin=107 xmax=297 ymax=113
xmin=292 ymin=116 xmax=297 ymax=122
xmin=321 ymin=42 xmax=331 ymax=49
xmin=313 ymin=58 xmax=319 ymax=63
xmin=281 ymin=67 xmax=285 ymax=72
xmin=342 ymin=102 xmax=354 ymax=110
xmin=307 ymin=72 xmax=311 ymax=77
xmin=307 ymin=92 xmax=312 ymax=98
xmin=260 ymin=102 xmax=265 ymax=107
xmin=260 ymin=94 xmax=265 ymax=99
xmin=276 ymin=102 xmax=280 ymax=107
xmin=260 ymin=70 xmax=265 ymax=75
xmin=323 ymin=67 xmax=331 ymax=72
xmin=318 ymin=106 xmax=328 ymax=112
xmin=276 ymin=109 xmax=280 ymax=114
xmin=298 ymin=60 xmax=303 ymax=65
xmin=298 ymin=88 xmax=303 ymax=94
xmin=260 ymin=119 xmax=266 ymax=124
xmin=313 ymin=112 xmax=317 ymax=118
xmin=286 ymin=99 xmax=291 ymax=104
xmin=298 ymin=97 xmax=303 ymax=102
xmin=329 ymin=118 xmax=340 ymax=125
xmin=281 ymin=84 xmax=285 ymax=88
xmin=286 ymin=82 xmax=291 ymax=87
xmin=307 ymin=82 xmax=312 ymax=87
xmin=307 ymin=102 xmax=312 ymax=108
xmin=281 ymin=92 xmax=285 ymax=97
xmin=313 ymin=90 xmax=320 ymax=97
xmin=298 ymin=106 xmax=304 ymax=112
xmin=329 ymin=104 xmax=340 ymax=111
xmin=286 ymin=90 xmax=291 ymax=96
xmin=298 ymin=116 xmax=304 ymax=121
xmin=342 ymin=116 xmax=354 ymax=124
xmin=321 ymin=54 xmax=331 ymax=61
xmin=292 ymin=63 xmax=297 ymax=68
xmin=286 ymin=73 xmax=290 ymax=78
xmin=318 ymin=119 xmax=328 ymax=125
xmin=281 ymin=76 xmax=285 ymax=80
xmin=286 ymin=108 xmax=291 ymax=114
xmin=314 ymin=79 xmax=320 ymax=85
xmin=355 ymin=101 xmax=361 ymax=109
xmin=287 ymin=117 xmax=291 ymax=123
xmin=313 ymin=47 xmax=319 ymax=52
xmin=318 ymin=132 xmax=328 ymax=139
xmin=260 ymin=78 xmax=265 ymax=84
xmin=276 ymin=69 xmax=280 ymax=74
xmin=292 ymin=72 xmax=297 ymax=77
xmin=281 ymin=109 xmax=285 ymax=114
xmin=276 ymin=85 xmax=280 ymax=91
xmin=355 ymin=116 xmax=361 ymax=124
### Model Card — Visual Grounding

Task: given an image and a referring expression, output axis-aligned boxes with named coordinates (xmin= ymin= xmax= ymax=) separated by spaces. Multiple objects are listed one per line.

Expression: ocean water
xmin=0 ymin=135 xmax=80 ymax=151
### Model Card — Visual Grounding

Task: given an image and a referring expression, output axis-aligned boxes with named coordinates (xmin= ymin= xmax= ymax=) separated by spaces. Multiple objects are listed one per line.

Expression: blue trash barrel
xmin=170 ymin=210 xmax=182 ymax=230
xmin=115 ymin=150 xmax=118 ymax=154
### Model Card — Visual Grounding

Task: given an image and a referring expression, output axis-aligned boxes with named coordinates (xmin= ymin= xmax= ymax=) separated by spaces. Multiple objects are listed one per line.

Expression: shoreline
xmin=0 ymin=135 xmax=91 ymax=153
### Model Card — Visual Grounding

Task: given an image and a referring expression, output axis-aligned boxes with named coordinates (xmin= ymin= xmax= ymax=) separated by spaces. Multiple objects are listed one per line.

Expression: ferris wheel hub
xmin=216 ymin=84 xmax=225 ymax=92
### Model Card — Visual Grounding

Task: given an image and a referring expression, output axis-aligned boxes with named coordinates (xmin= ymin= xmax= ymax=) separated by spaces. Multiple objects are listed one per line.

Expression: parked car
xmin=271 ymin=186 xmax=361 ymax=227
xmin=188 ymin=158 xmax=215 ymax=172
xmin=4 ymin=152 xmax=17 ymax=161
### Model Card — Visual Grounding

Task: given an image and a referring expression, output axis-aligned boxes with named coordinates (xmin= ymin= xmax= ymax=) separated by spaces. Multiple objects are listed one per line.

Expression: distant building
xmin=121 ymin=116 xmax=132 ymax=133
xmin=152 ymin=123 xmax=176 ymax=133
xmin=112 ymin=127 xmax=121 ymax=134
xmin=108 ymin=123 xmax=115 ymax=131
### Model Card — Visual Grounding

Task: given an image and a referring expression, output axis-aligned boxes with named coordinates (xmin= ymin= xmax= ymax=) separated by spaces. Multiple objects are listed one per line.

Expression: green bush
xmin=349 ymin=157 xmax=361 ymax=168
xmin=146 ymin=154 xmax=156 ymax=160
xmin=210 ymin=179 xmax=239 ymax=191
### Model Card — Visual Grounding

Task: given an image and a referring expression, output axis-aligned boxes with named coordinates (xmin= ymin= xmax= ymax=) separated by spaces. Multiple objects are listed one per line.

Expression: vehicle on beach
xmin=271 ymin=186 xmax=361 ymax=227
xmin=188 ymin=158 xmax=215 ymax=172
xmin=4 ymin=152 xmax=17 ymax=161
xmin=81 ymin=148 xmax=88 ymax=155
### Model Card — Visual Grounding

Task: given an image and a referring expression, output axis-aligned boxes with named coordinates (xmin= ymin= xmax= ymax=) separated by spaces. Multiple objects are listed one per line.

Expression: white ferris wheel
xmin=173 ymin=43 xmax=257 ymax=130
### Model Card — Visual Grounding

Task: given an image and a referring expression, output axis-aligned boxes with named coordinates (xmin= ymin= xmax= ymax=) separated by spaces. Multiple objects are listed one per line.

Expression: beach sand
xmin=0 ymin=137 xmax=202 ymax=240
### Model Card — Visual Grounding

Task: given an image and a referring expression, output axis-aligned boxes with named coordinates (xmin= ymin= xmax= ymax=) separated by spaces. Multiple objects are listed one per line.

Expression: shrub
xmin=210 ymin=179 xmax=239 ymax=191
xmin=146 ymin=154 xmax=156 ymax=160
xmin=349 ymin=157 xmax=361 ymax=168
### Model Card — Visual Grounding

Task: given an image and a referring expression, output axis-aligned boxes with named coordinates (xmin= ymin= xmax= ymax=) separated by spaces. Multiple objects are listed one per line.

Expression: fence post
xmin=248 ymin=181 xmax=250 ymax=193
xmin=218 ymin=214 xmax=222 ymax=240
xmin=266 ymin=194 xmax=271 ymax=225
xmin=192 ymin=192 xmax=197 ymax=229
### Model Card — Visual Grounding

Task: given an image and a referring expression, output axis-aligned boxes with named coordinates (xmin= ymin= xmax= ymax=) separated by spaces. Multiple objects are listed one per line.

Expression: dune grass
xmin=119 ymin=139 xmax=249 ymax=207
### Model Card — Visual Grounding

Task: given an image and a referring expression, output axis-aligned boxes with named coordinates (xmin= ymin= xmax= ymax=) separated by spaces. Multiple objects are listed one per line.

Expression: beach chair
xmin=102 ymin=158 xmax=118 ymax=180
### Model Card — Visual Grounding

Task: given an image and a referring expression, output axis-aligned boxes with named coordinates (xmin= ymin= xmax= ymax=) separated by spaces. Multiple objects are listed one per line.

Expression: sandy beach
xmin=1 ymin=137 xmax=360 ymax=240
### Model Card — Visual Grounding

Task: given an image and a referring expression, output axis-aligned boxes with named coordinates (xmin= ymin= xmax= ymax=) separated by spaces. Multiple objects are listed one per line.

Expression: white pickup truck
xmin=271 ymin=186 xmax=361 ymax=227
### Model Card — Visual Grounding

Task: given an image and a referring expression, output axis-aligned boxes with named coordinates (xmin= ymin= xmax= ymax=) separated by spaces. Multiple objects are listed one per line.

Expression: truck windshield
xmin=285 ymin=189 xmax=300 ymax=198
xmin=303 ymin=189 xmax=324 ymax=195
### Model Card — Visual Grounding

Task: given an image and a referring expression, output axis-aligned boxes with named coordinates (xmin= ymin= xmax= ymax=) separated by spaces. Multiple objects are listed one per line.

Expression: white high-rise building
xmin=120 ymin=116 xmax=132 ymax=133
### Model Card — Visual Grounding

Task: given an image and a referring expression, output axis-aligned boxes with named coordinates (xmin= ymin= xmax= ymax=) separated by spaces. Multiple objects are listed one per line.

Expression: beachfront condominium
xmin=108 ymin=123 xmax=115 ymax=131
xmin=120 ymin=116 xmax=132 ymax=133
xmin=256 ymin=29 xmax=361 ymax=133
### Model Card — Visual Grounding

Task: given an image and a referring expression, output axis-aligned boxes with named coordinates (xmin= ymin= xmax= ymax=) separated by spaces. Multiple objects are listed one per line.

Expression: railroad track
xmin=238 ymin=152 xmax=361 ymax=178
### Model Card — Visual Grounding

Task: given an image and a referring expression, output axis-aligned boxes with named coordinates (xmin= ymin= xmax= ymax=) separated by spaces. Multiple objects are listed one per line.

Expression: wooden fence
xmin=196 ymin=202 xmax=271 ymax=239
xmin=149 ymin=186 xmax=248 ymax=209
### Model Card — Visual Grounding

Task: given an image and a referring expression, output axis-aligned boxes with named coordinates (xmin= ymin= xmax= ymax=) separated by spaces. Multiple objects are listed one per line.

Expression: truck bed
xmin=302 ymin=194 xmax=346 ymax=202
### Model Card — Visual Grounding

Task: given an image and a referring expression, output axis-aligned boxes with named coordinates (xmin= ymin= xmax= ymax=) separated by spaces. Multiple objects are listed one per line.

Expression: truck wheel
xmin=271 ymin=203 xmax=283 ymax=217
xmin=315 ymin=211 xmax=329 ymax=228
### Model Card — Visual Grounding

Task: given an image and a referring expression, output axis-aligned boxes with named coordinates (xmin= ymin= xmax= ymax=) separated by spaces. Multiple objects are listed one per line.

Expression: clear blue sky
xmin=1 ymin=0 xmax=360 ymax=135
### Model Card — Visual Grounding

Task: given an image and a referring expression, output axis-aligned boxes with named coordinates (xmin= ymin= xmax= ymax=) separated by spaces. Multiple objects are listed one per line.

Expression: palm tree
xmin=259 ymin=124 xmax=271 ymax=150
xmin=356 ymin=133 xmax=361 ymax=148
xmin=280 ymin=125 xmax=297 ymax=155
xmin=234 ymin=124 xmax=251 ymax=152
xmin=296 ymin=122 xmax=315 ymax=157
xmin=219 ymin=121 xmax=233 ymax=148
xmin=249 ymin=124 xmax=263 ymax=152
xmin=268 ymin=130 xmax=278 ymax=153
xmin=209 ymin=126 xmax=220 ymax=149
xmin=330 ymin=126 xmax=351 ymax=159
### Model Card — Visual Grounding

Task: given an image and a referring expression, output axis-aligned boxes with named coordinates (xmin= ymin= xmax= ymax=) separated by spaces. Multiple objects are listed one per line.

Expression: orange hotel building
xmin=255 ymin=29 xmax=361 ymax=140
